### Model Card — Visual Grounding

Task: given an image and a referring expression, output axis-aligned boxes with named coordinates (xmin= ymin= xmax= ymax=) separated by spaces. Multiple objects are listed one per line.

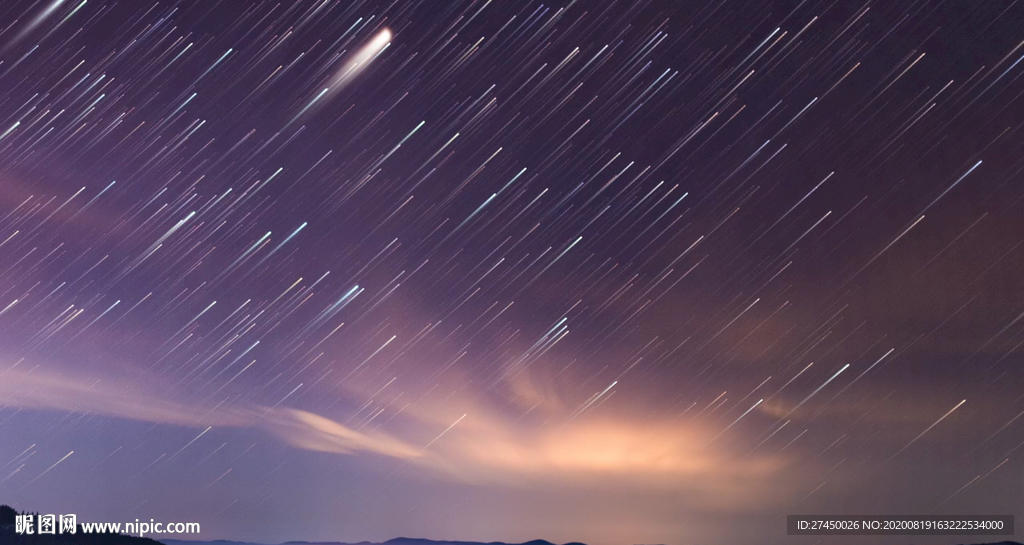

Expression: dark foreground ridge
xmin=161 ymin=539 xmax=1022 ymax=545
xmin=2 ymin=502 xmax=1018 ymax=545
xmin=161 ymin=539 xmax=588 ymax=545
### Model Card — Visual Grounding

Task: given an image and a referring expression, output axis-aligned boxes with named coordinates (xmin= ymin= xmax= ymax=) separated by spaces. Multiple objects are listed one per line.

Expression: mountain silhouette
xmin=160 ymin=539 xmax=1023 ymax=545
xmin=161 ymin=539 xmax=583 ymax=545
xmin=0 ymin=511 xmax=1002 ymax=545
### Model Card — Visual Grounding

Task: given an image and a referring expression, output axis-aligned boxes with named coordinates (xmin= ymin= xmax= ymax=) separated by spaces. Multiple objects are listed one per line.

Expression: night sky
xmin=0 ymin=0 xmax=1023 ymax=544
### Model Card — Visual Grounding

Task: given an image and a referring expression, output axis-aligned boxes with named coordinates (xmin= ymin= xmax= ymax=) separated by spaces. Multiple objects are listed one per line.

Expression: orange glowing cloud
xmin=0 ymin=361 xmax=804 ymax=511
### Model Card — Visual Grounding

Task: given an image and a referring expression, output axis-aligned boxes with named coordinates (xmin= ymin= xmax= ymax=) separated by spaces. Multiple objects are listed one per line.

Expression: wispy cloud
xmin=0 ymin=365 xmax=422 ymax=461
xmin=0 ymin=362 xmax=800 ymax=510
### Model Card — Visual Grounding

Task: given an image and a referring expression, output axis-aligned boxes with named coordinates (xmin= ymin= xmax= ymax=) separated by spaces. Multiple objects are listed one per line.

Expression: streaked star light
xmin=0 ymin=1 xmax=1022 ymax=544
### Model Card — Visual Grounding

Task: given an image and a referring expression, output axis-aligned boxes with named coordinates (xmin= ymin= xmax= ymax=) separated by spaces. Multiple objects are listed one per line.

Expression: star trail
xmin=0 ymin=0 xmax=1023 ymax=544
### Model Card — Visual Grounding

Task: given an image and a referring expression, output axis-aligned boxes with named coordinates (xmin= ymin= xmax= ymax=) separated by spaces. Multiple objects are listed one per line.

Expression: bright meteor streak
xmin=331 ymin=27 xmax=393 ymax=90
xmin=291 ymin=27 xmax=392 ymax=124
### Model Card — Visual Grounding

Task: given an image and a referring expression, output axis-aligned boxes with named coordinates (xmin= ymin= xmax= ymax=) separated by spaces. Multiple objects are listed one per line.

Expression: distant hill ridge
xmin=7 ymin=505 xmax=1015 ymax=545
xmin=161 ymin=539 xmax=1021 ymax=545
xmin=162 ymin=539 xmax=587 ymax=545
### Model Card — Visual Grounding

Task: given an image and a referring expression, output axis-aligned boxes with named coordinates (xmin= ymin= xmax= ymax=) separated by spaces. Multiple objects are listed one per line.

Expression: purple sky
xmin=0 ymin=1 xmax=1023 ymax=544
